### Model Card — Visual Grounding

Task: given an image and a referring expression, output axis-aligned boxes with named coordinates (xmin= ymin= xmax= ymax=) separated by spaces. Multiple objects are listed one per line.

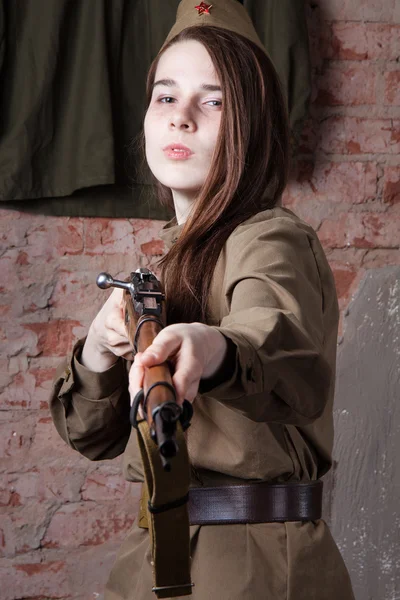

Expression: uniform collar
xmin=158 ymin=216 xmax=184 ymax=249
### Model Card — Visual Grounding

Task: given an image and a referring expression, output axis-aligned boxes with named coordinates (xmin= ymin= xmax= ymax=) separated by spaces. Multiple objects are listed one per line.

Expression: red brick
xmin=317 ymin=213 xmax=351 ymax=248
xmin=14 ymin=218 xmax=79 ymax=266
xmin=81 ymin=469 xmax=134 ymax=502
xmin=332 ymin=266 xmax=358 ymax=304
xmin=384 ymin=70 xmax=400 ymax=106
xmin=362 ymin=249 xmax=400 ymax=267
xmin=7 ymin=501 xmax=50 ymax=555
xmin=383 ymin=166 xmax=400 ymax=205
xmin=23 ymin=320 xmax=82 ymax=357
xmin=0 ymin=474 xmax=24 ymax=507
xmin=0 ymin=498 xmax=53 ymax=558
xmin=0 ymin=515 xmax=16 ymax=556
xmin=129 ymin=218 xmax=168 ymax=250
xmin=0 ymin=414 xmax=35 ymax=461
xmin=42 ymin=502 xmax=134 ymax=548
xmin=3 ymin=467 xmax=84 ymax=505
xmin=331 ymin=266 xmax=368 ymax=314
xmin=0 ymin=212 xmax=30 ymax=254
xmin=315 ymin=64 xmax=377 ymax=106
xmin=0 ymin=473 xmax=36 ymax=507
xmin=328 ymin=23 xmax=400 ymax=61
xmin=0 ymin=254 xmax=23 ymax=292
xmin=319 ymin=117 xmax=400 ymax=155
xmin=361 ymin=212 xmax=400 ymax=247
xmin=0 ymin=478 xmax=13 ymax=506
xmin=0 ymin=304 xmax=10 ymax=317
xmin=0 ymin=250 xmax=58 ymax=319
xmin=0 ymin=359 xmax=13 ymax=394
xmin=330 ymin=22 xmax=368 ymax=60
xmin=323 ymin=0 xmax=399 ymax=22
xmin=8 ymin=355 xmax=29 ymax=376
xmin=331 ymin=267 xmax=359 ymax=301
xmin=2 ymin=324 xmax=40 ymax=358
xmin=15 ymin=561 xmax=65 ymax=575
xmin=296 ymin=117 xmax=318 ymax=155
xmin=41 ymin=466 xmax=85 ymax=502
xmin=54 ymin=219 xmax=84 ymax=255
xmin=283 ymin=190 xmax=332 ymax=231
xmin=29 ymin=366 xmax=57 ymax=388
xmin=284 ymin=161 xmax=377 ymax=209
xmin=25 ymin=366 xmax=58 ymax=411
xmin=365 ymin=24 xmax=400 ymax=60
xmin=318 ymin=211 xmax=400 ymax=249
xmin=0 ymin=371 xmax=37 ymax=410
xmin=84 ymin=219 xmax=136 ymax=255
xmin=140 ymin=238 xmax=165 ymax=256
xmin=0 ymin=558 xmax=69 ymax=600
xmin=15 ymin=250 xmax=29 ymax=265
xmin=49 ymin=269 xmax=104 ymax=320
xmin=26 ymin=223 xmax=56 ymax=263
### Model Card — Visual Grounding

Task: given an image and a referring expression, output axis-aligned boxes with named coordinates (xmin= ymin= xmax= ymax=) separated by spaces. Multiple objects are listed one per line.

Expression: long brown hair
xmin=144 ymin=26 xmax=290 ymax=324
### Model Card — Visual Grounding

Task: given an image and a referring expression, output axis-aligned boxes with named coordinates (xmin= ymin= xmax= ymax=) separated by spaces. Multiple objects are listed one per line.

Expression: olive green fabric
xmin=0 ymin=0 xmax=173 ymax=215
xmin=245 ymin=0 xmax=311 ymax=136
xmin=3 ymin=186 xmax=173 ymax=220
xmin=137 ymin=420 xmax=193 ymax=598
xmin=49 ymin=206 xmax=355 ymax=599
xmin=1 ymin=0 xmax=310 ymax=217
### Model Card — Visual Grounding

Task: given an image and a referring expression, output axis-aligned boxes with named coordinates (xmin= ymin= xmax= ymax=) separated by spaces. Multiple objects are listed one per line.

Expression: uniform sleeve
xmin=49 ymin=338 xmax=131 ymax=460
xmin=198 ymin=217 xmax=334 ymax=425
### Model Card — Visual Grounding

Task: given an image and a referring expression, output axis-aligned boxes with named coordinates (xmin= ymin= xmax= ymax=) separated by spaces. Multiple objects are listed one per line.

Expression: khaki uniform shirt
xmin=50 ymin=206 xmax=354 ymax=600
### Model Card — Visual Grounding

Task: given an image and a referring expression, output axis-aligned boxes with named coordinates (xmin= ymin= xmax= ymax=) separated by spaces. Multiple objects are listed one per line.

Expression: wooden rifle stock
xmin=96 ymin=268 xmax=193 ymax=471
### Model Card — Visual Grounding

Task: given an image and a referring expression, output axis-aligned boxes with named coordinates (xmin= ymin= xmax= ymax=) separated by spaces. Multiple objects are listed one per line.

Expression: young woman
xmin=50 ymin=1 xmax=355 ymax=598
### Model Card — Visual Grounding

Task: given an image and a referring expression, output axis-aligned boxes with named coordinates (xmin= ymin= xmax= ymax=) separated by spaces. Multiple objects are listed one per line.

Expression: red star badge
xmin=195 ymin=2 xmax=212 ymax=15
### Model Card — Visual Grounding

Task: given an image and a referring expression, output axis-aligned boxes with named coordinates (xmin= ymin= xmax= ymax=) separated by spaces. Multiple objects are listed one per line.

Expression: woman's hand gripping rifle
xmin=96 ymin=268 xmax=193 ymax=472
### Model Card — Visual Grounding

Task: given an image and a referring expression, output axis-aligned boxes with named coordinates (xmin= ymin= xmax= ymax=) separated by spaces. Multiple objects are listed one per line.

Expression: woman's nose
xmin=169 ymin=107 xmax=196 ymax=131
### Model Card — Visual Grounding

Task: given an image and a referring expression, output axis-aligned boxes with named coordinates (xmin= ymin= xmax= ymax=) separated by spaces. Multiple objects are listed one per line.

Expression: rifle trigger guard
xmin=130 ymin=388 xmax=145 ymax=429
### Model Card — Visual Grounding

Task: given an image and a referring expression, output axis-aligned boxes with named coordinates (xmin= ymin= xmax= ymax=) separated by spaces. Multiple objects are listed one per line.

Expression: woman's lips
xmin=163 ymin=143 xmax=194 ymax=160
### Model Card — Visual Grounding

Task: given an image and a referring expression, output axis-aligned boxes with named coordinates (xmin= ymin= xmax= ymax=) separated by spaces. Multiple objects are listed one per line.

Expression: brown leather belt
xmin=188 ymin=480 xmax=323 ymax=525
xmin=139 ymin=480 xmax=323 ymax=528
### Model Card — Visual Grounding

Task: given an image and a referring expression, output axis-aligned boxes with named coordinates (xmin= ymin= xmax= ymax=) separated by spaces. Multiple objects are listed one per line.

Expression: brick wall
xmin=0 ymin=216 xmax=164 ymax=598
xmin=1 ymin=2 xmax=399 ymax=598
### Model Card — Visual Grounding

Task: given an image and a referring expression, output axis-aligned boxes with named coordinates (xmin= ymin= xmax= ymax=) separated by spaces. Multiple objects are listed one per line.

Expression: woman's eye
xmin=159 ymin=97 xmax=175 ymax=103
xmin=206 ymin=100 xmax=222 ymax=107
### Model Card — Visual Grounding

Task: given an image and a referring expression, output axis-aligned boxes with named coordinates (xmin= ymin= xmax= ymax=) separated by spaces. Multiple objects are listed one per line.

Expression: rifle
xmin=96 ymin=268 xmax=194 ymax=598
xmin=96 ymin=268 xmax=193 ymax=471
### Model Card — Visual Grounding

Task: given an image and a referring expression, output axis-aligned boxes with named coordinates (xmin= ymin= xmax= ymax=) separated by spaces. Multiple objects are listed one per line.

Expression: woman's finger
xmin=110 ymin=343 xmax=134 ymax=359
xmin=105 ymin=312 xmax=129 ymax=340
xmin=170 ymin=346 xmax=202 ymax=402
xmin=171 ymin=370 xmax=200 ymax=404
xmin=128 ymin=353 xmax=145 ymax=406
xmin=139 ymin=330 xmax=182 ymax=366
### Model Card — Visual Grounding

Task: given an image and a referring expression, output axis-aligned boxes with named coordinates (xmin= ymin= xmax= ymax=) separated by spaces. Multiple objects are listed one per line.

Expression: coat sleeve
xmin=198 ymin=216 xmax=335 ymax=425
xmin=49 ymin=338 xmax=131 ymax=460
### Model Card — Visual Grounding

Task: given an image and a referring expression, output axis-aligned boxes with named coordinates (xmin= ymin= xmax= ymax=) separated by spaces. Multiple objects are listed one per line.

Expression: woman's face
xmin=144 ymin=40 xmax=222 ymax=199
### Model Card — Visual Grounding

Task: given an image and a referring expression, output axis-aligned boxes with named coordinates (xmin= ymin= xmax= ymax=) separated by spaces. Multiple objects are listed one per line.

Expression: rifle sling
xmin=136 ymin=419 xmax=193 ymax=598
